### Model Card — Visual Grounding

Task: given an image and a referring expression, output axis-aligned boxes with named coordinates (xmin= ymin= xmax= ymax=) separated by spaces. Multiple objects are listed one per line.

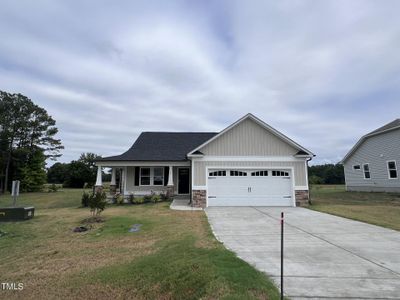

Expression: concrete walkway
xmin=170 ymin=199 xmax=202 ymax=211
xmin=205 ymin=207 xmax=400 ymax=299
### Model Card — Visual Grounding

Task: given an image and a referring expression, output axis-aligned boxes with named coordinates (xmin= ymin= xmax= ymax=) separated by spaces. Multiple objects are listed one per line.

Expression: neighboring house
xmin=95 ymin=113 xmax=314 ymax=208
xmin=342 ymin=119 xmax=400 ymax=192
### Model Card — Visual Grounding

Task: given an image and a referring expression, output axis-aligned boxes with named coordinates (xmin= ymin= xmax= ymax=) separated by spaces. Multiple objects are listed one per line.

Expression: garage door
xmin=207 ymin=169 xmax=293 ymax=206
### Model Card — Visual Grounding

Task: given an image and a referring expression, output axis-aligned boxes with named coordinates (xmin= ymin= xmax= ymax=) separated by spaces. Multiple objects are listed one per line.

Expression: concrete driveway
xmin=205 ymin=207 xmax=400 ymax=299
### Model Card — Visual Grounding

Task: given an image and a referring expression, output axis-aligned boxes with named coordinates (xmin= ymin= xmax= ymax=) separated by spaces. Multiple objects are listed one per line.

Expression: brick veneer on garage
xmin=295 ymin=190 xmax=309 ymax=206
xmin=192 ymin=190 xmax=206 ymax=208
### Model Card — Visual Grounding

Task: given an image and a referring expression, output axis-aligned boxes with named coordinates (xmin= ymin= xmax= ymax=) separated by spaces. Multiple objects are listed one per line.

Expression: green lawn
xmin=309 ymin=185 xmax=400 ymax=231
xmin=0 ymin=189 xmax=281 ymax=300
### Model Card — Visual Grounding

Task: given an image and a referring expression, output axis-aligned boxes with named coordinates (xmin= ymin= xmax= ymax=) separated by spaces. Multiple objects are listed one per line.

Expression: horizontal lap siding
xmin=193 ymin=160 xmax=306 ymax=187
xmin=344 ymin=129 xmax=400 ymax=188
xmin=200 ymin=118 xmax=298 ymax=156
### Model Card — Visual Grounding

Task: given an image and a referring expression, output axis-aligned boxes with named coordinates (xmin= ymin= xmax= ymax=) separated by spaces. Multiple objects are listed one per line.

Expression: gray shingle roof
xmin=100 ymin=132 xmax=217 ymax=161
xmin=367 ymin=119 xmax=400 ymax=135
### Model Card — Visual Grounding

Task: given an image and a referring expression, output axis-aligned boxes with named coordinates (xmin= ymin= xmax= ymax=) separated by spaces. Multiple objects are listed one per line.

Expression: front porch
xmin=94 ymin=162 xmax=192 ymax=200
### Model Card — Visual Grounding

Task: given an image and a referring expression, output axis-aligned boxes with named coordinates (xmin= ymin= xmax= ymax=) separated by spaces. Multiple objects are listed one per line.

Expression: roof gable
xmin=188 ymin=113 xmax=314 ymax=157
xmin=342 ymin=119 xmax=400 ymax=163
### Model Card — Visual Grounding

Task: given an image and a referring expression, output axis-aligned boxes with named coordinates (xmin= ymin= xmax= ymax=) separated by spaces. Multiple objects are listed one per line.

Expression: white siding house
xmin=342 ymin=119 xmax=400 ymax=192
xmin=95 ymin=113 xmax=314 ymax=208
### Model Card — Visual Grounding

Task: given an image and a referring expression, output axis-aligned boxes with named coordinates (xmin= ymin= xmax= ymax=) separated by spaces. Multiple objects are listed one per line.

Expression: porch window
xmin=153 ymin=167 xmax=164 ymax=185
xmin=140 ymin=168 xmax=151 ymax=185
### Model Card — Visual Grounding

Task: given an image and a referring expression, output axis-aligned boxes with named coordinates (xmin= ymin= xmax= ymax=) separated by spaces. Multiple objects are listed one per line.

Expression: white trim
xmin=205 ymin=166 xmax=296 ymax=207
xmin=95 ymin=166 xmax=102 ymax=186
xmin=96 ymin=161 xmax=190 ymax=167
xmin=190 ymin=156 xmax=307 ymax=162
xmin=363 ymin=163 xmax=371 ymax=180
xmin=177 ymin=167 xmax=190 ymax=195
xmin=139 ymin=166 xmax=165 ymax=186
xmin=187 ymin=113 xmax=314 ymax=157
xmin=192 ymin=185 xmax=207 ymax=190
xmin=387 ymin=160 xmax=398 ymax=179
xmin=295 ymin=186 xmax=309 ymax=190
xmin=123 ymin=167 xmax=127 ymax=194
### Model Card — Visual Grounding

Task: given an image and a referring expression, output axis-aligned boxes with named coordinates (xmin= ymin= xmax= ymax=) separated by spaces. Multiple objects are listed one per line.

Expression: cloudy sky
xmin=1 ymin=0 xmax=399 ymax=165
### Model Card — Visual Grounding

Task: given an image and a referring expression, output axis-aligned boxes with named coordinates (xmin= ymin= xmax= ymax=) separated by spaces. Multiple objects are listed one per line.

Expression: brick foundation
xmin=192 ymin=189 xmax=206 ymax=208
xmin=295 ymin=190 xmax=309 ymax=207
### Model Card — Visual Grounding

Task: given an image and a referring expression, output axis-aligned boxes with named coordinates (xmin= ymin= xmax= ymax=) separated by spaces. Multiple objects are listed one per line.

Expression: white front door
xmin=207 ymin=169 xmax=293 ymax=206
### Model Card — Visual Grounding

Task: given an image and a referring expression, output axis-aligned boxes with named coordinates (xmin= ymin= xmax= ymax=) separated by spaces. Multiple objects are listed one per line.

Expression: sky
xmin=1 ymin=0 xmax=399 ymax=165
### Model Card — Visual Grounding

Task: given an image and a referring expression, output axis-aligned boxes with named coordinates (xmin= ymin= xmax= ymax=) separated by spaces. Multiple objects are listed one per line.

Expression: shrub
xmin=88 ymin=190 xmax=107 ymax=216
xmin=132 ymin=197 xmax=144 ymax=204
xmin=143 ymin=194 xmax=153 ymax=203
xmin=114 ymin=193 xmax=124 ymax=205
xmin=48 ymin=183 xmax=59 ymax=193
xmin=81 ymin=192 xmax=90 ymax=207
xmin=151 ymin=194 xmax=161 ymax=203
xmin=128 ymin=193 xmax=134 ymax=204
xmin=160 ymin=192 xmax=170 ymax=202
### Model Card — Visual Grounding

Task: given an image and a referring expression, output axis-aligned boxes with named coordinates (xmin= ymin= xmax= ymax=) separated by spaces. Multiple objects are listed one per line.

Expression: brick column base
xmin=192 ymin=190 xmax=206 ymax=208
xmin=109 ymin=185 xmax=117 ymax=195
xmin=94 ymin=185 xmax=103 ymax=194
xmin=166 ymin=185 xmax=174 ymax=199
xmin=295 ymin=190 xmax=309 ymax=207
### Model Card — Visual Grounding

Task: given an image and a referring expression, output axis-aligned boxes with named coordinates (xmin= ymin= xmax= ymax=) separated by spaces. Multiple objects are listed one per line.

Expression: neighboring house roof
xmin=187 ymin=113 xmax=315 ymax=157
xmin=99 ymin=132 xmax=217 ymax=161
xmin=341 ymin=118 xmax=400 ymax=163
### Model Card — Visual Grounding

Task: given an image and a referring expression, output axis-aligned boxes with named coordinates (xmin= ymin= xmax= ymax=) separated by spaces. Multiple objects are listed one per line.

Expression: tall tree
xmin=0 ymin=91 xmax=63 ymax=192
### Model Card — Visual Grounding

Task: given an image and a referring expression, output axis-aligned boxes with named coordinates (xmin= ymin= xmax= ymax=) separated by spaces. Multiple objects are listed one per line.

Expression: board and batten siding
xmin=193 ymin=160 xmax=307 ymax=187
xmin=344 ymin=128 xmax=400 ymax=192
xmin=199 ymin=118 xmax=298 ymax=156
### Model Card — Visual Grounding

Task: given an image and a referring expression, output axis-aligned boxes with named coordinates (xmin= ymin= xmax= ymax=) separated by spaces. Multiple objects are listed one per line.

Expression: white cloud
xmin=0 ymin=0 xmax=399 ymax=165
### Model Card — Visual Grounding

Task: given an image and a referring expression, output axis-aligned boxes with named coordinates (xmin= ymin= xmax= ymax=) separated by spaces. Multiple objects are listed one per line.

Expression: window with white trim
xmin=353 ymin=165 xmax=361 ymax=170
xmin=387 ymin=161 xmax=397 ymax=179
xmin=230 ymin=170 xmax=247 ymax=176
xmin=363 ymin=164 xmax=370 ymax=179
xmin=140 ymin=167 xmax=164 ymax=186
xmin=140 ymin=167 xmax=151 ymax=185
xmin=209 ymin=170 xmax=226 ymax=177
xmin=153 ymin=167 xmax=164 ymax=185
xmin=251 ymin=170 xmax=269 ymax=176
xmin=272 ymin=170 xmax=289 ymax=177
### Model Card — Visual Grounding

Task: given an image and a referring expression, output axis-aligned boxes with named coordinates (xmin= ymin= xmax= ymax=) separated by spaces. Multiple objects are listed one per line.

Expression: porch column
xmin=110 ymin=168 xmax=117 ymax=195
xmin=166 ymin=165 xmax=174 ymax=198
xmin=95 ymin=165 xmax=103 ymax=193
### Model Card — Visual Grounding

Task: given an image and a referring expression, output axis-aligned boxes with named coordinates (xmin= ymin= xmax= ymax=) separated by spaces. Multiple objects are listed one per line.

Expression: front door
xmin=178 ymin=168 xmax=190 ymax=194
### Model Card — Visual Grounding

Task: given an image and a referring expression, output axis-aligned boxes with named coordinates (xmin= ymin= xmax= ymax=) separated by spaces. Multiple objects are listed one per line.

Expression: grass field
xmin=309 ymin=185 xmax=400 ymax=231
xmin=0 ymin=189 xmax=281 ymax=300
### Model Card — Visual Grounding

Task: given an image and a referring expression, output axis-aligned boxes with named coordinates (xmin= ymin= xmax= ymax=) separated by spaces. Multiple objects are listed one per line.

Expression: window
xmin=140 ymin=167 xmax=164 ymax=186
xmin=140 ymin=167 xmax=151 ymax=185
xmin=153 ymin=167 xmax=164 ymax=185
xmin=251 ymin=170 xmax=269 ymax=176
xmin=230 ymin=170 xmax=247 ymax=176
xmin=363 ymin=164 xmax=370 ymax=179
xmin=387 ymin=161 xmax=398 ymax=179
xmin=272 ymin=170 xmax=289 ymax=177
xmin=353 ymin=165 xmax=361 ymax=170
xmin=209 ymin=170 xmax=226 ymax=177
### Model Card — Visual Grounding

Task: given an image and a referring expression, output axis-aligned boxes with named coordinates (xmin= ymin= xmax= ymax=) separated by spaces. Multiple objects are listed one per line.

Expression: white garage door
xmin=207 ymin=169 xmax=294 ymax=206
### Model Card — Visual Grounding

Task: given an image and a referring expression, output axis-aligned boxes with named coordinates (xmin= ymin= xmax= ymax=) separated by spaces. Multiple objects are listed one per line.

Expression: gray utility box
xmin=0 ymin=207 xmax=35 ymax=221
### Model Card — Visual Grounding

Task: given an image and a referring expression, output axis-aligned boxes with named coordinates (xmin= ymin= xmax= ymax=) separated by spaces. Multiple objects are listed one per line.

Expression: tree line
xmin=0 ymin=91 xmax=63 ymax=192
xmin=308 ymin=163 xmax=345 ymax=184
